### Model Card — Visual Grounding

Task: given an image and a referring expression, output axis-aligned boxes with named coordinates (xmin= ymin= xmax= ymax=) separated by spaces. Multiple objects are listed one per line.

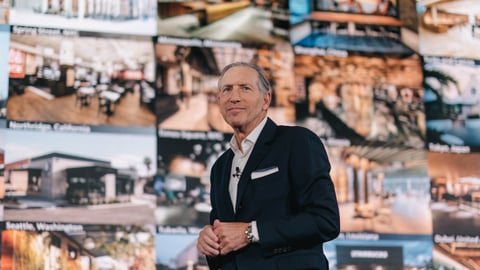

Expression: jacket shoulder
xmin=277 ymin=124 xmax=319 ymax=139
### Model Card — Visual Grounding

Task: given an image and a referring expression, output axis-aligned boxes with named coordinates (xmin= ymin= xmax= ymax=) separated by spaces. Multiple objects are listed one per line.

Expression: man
xmin=196 ymin=62 xmax=340 ymax=270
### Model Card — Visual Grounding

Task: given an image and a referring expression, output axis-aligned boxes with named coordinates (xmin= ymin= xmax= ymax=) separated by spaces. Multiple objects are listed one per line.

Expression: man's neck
xmin=233 ymin=129 xmax=247 ymax=153
xmin=232 ymin=116 xmax=267 ymax=152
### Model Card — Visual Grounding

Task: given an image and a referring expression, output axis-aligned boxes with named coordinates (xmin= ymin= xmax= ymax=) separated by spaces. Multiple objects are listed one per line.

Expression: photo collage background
xmin=1 ymin=0 xmax=480 ymax=269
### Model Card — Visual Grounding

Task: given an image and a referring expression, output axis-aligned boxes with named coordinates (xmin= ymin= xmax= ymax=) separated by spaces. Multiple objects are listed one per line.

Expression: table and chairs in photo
xmin=74 ymin=82 xmax=124 ymax=117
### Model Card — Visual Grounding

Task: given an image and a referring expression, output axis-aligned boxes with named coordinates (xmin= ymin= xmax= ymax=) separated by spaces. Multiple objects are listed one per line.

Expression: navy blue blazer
xmin=207 ymin=118 xmax=340 ymax=270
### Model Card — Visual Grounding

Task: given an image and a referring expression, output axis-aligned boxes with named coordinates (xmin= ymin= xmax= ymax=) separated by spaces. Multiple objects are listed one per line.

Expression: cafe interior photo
xmin=7 ymin=33 xmax=157 ymax=128
xmin=157 ymin=0 xmax=290 ymax=44
xmin=154 ymin=42 xmax=296 ymax=133
xmin=289 ymin=0 xmax=418 ymax=55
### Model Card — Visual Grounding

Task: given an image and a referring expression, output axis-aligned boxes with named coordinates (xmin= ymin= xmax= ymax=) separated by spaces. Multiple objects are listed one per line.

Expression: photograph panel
xmin=294 ymin=51 xmax=425 ymax=149
xmin=429 ymin=151 xmax=480 ymax=269
xmin=429 ymin=152 xmax=480 ymax=238
xmin=153 ymin=129 xmax=231 ymax=227
xmin=290 ymin=0 xmax=418 ymax=55
xmin=417 ymin=0 xmax=480 ymax=59
xmin=327 ymin=144 xmax=431 ymax=235
xmin=154 ymin=38 xmax=296 ymax=132
xmin=9 ymin=0 xmax=157 ymax=36
xmin=424 ymin=56 xmax=480 ymax=153
xmin=1 ymin=221 xmax=156 ymax=269
xmin=324 ymin=233 xmax=433 ymax=269
xmin=3 ymin=128 xmax=156 ymax=225
xmin=157 ymin=0 xmax=290 ymax=45
xmin=7 ymin=28 xmax=156 ymax=132
xmin=155 ymin=225 xmax=206 ymax=269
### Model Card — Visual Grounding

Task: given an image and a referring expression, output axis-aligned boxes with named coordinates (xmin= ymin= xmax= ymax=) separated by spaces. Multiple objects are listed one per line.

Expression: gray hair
xmin=217 ymin=62 xmax=271 ymax=94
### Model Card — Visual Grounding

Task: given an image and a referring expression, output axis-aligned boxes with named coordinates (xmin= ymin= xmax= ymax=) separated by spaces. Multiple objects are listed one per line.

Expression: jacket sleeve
xmin=209 ymin=162 xmax=218 ymax=225
xmin=206 ymin=162 xmax=220 ymax=270
xmin=257 ymin=127 xmax=340 ymax=253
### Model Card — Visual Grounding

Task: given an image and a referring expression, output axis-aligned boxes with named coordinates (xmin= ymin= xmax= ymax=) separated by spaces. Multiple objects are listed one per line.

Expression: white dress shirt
xmin=228 ymin=117 xmax=268 ymax=242
xmin=228 ymin=117 xmax=267 ymax=209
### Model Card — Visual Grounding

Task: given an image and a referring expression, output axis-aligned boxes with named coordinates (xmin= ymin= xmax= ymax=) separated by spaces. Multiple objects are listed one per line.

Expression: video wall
xmin=1 ymin=0 xmax=480 ymax=269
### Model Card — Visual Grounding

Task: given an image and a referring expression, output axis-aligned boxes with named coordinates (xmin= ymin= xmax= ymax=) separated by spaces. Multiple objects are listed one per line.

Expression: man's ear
xmin=263 ymin=91 xmax=272 ymax=110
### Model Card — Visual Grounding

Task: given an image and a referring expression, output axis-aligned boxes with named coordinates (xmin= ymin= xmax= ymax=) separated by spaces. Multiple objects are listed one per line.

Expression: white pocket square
xmin=251 ymin=166 xmax=279 ymax=180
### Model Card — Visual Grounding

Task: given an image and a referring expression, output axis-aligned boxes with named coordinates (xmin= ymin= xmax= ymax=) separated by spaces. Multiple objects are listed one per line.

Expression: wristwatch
xmin=245 ymin=223 xmax=254 ymax=243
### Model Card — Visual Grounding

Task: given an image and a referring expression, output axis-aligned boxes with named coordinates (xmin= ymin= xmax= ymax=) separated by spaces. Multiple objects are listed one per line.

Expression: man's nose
xmin=229 ymin=87 xmax=241 ymax=101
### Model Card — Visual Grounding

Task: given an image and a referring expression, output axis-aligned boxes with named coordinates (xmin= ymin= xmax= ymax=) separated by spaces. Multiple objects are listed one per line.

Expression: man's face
xmin=218 ymin=66 xmax=271 ymax=132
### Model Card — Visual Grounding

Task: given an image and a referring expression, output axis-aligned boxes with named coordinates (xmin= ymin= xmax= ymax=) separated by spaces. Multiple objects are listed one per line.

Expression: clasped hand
xmin=197 ymin=219 xmax=250 ymax=256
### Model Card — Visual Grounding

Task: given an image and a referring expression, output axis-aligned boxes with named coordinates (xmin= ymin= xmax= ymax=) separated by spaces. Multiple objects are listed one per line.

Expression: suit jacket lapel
xmin=235 ymin=118 xmax=277 ymax=213
xmin=219 ymin=150 xmax=236 ymax=220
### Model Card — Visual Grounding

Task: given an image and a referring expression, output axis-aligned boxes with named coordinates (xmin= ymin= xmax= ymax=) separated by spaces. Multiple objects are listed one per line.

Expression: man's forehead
xmin=222 ymin=67 xmax=257 ymax=81
xmin=224 ymin=65 xmax=255 ymax=75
